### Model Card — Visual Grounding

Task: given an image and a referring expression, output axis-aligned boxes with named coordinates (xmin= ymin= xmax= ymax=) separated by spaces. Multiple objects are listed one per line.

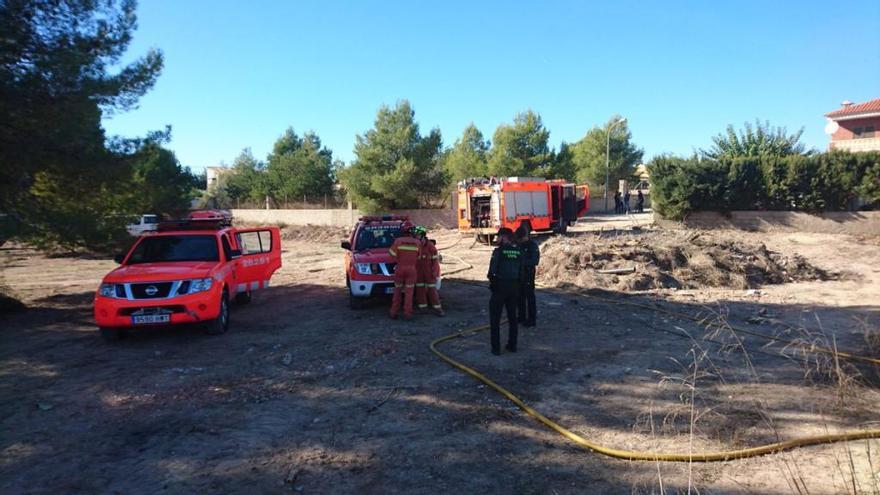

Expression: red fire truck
xmin=457 ymin=177 xmax=589 ymax=241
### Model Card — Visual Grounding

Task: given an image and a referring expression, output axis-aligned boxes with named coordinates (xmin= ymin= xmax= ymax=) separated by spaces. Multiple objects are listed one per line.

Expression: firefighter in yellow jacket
xmin=414 ymin=226 xmax=444 ymax=316
xmin=388 ymin=222 xmax=421 ymax=320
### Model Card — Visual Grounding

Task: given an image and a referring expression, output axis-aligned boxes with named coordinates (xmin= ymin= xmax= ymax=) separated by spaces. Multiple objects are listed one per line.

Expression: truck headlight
xmin=356 ymin=263 xmax=372 ymax=275
xmin=188 ymin=278 xmax=213 ymax=294
xmin=99 ymin=283 xmax=117 ymax=298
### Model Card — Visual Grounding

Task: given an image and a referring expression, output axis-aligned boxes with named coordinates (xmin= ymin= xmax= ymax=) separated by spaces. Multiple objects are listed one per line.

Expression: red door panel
xmin=232 ymin=227 xmax=282 ymax=294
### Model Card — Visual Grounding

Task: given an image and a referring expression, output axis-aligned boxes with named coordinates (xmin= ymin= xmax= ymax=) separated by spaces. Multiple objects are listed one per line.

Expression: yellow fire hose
xmin=434 ymin=253 xmax=880 ymax=462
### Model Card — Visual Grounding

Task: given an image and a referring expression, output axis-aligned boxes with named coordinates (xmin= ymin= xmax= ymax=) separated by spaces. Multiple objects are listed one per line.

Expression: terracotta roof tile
xmin=825 ymin=98 xmax=880 ymax=118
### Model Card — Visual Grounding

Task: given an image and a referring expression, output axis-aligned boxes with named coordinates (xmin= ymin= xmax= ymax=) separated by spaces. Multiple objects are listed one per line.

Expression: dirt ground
xmin=2 ymin=213 xmax=879 ymax=494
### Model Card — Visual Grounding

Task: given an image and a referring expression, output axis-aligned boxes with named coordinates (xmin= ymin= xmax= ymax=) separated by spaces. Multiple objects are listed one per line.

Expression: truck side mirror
xmin=341 ymin=241 xmax=351 ymax=250
xmin=229 ymin=249 xmax=242 ymax=259
xmin=113 ymin=253 xmax=125 ymax=264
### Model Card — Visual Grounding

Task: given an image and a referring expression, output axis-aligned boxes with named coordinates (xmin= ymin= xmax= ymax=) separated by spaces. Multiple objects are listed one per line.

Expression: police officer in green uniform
xmin=515 ymin=225 xmax=540 ymax=327
xmin=487 ymin=227 xmax=524 ymax=355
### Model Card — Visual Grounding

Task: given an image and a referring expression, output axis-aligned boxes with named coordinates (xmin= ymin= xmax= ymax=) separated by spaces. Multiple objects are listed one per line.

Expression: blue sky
xmin=103 ymin=0 xmax=880 ymax=172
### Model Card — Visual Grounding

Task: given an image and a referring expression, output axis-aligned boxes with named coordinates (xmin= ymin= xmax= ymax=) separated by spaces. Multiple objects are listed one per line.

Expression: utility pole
xmin=605 ymin=117 xmax=627 ymax=213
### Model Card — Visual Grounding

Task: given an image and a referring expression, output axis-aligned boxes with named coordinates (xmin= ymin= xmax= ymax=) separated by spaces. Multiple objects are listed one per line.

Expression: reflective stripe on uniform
xmin=397 ymin=245 xmax=419 ymax=251
xmin=404 ymin=284 xmax=415 ymax=288
xmin=432 ymin=305 xmax=442 ymax=309
xmin=431 ymin=255 xmax=439 ymax=259
xmin=394 ymin=283 xmax=403 ymax=288
xmin=389 ymin=249 xmax=396 ymax=256
xmin=418 ymin=304 xmax=428 ymax=309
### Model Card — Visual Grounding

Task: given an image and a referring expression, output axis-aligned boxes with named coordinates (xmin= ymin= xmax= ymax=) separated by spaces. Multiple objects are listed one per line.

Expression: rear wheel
xmin=99 ymin=327 xmax=125 ymax=342
xmin=205 ymin=289 xmax=230 ymax=335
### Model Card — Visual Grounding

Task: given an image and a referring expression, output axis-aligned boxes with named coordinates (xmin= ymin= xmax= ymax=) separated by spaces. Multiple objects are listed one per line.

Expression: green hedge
xmin=650 ymin=151 xmax=880 ymax=219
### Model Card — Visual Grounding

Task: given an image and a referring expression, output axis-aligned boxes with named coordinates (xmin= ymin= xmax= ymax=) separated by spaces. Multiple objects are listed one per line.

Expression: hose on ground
xmin=431 ymin=259 xmax=880 ymax=462
xmin=430 ymin=324 xmax=880 ymax=462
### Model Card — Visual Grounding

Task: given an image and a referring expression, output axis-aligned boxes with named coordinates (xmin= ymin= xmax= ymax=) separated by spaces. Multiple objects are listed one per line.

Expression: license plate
xmin=132 ymin=314 xmax=170 ymax=325
xmin=384 ymin=287 xmax=395 ymax=294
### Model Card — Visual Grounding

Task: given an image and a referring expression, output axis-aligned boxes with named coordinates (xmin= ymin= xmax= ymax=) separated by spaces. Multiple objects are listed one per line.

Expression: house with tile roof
xmin=824 ymin=97 xmax=880 ymax=153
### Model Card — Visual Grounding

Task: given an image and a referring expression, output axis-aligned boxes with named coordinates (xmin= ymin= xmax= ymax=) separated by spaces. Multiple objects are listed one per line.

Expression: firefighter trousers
xmin=390 ymin=265 xmax=418 ymax=318
xmin=490 ymin=282 xmax=519 ymax=353
xmin=416 ymin=277 xmax=441 ymax=311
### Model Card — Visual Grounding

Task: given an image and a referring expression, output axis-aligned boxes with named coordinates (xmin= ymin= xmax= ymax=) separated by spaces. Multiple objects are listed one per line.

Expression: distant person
xmin=637 ymin=190 xmax=645 ymax=213
xmin=623 ymin=190 xmax=631 ymax=214
xmin=487 ymin=228 xmax=524 ymax=355
xmin=613 ymin=191 xmax=622 ymax=214
xmin=515 ymin=225 xmax=539 ymax=327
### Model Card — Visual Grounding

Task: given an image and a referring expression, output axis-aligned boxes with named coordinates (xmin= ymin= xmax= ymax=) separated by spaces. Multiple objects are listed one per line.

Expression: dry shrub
xmin=538 ymin=230 xmax=835 ymax=292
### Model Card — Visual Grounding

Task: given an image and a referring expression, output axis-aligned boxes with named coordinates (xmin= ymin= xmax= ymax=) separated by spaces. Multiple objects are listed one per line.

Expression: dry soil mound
xmin=280 ymin=225 xmax=350 ymax=244
xmin=537 ymin=230 xmax=834 ymax=291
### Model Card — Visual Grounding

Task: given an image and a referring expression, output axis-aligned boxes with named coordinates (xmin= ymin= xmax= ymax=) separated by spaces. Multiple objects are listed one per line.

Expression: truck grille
xmin=130 ymin=282 xmax=173 ymax=299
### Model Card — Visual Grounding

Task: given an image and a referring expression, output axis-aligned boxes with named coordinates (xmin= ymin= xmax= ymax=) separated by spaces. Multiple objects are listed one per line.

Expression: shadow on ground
xmin=1 ymin=280 xmax=877 ymax=494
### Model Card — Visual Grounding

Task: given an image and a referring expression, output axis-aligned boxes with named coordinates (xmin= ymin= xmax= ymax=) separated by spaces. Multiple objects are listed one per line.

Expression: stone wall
xmin=232 ymin=208 xmax=457 ymax=228
xmin=655 ymin=211 xmax=880 ymax=236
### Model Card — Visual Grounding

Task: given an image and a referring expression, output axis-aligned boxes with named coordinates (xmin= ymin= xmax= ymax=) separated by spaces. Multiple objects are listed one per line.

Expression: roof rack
xmin=187 ymin=209 xmax=232 ymax=225
xmin=359 ymin=215 xmax=409 ymax=222
xmin=156 ymin=210 xmax=234 ymax=232
xmin=156 ymin=219 xmax=230 ymax=232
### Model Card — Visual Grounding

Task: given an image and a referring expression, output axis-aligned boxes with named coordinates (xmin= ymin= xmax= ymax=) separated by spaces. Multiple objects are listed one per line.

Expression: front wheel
xmin=205 ymin=289 xmax=230 ymax=335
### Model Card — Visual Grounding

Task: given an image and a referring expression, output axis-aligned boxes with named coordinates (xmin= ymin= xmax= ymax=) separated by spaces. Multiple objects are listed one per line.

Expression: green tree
xmin=126 ymin=143 xmax=200 ymax=214
xmin=0 ymin=0 xmax=163 ymax=248
xmin=701 ymin=120 xmax=809 ymax=159
xmin=224 ymin=148 xmax=267 ymax=204
xmin=548 ymin=142 xmax=576 ymax=181
xmin=648 ymin=154 xmax=728 ymax=219
xmin=340 ymin=100 xmax=445 ymax=212
xmin=265 ymin=128 xmax=336 ymax=203
xmin=443 ymin=124 xmax=489 ymax=183
xmin=570 ymin=116 xmax=643 ymax=190
xmin=487 ymin=110 xmax=552 ymax=177
xmin=857 ymin=154 xmax=880 ymax=206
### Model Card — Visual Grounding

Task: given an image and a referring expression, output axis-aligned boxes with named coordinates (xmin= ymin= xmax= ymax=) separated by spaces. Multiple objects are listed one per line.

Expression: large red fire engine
xmin=457 ymin=177 xmax=589 ymax=240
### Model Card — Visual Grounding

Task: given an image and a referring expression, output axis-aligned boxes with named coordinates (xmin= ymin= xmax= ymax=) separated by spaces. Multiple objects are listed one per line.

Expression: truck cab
xmin=341 ymin=215 xmax=407 ymax=308
xmin=94 ymin=212 xmax=281 ymax=340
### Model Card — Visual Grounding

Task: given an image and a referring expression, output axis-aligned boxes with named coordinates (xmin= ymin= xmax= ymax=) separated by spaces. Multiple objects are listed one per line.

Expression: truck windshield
xmin=126 ymin=235 xmax=219 ymax=264
xmin=355 ymin=225 xmax=401 ymax=251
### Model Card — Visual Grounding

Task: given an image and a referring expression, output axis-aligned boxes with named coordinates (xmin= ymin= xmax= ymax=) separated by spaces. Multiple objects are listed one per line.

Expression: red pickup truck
xmin=93 ymin=213 xmax=281 ymax=340
xmin=341 ymin=216 xmax=407 ymax=309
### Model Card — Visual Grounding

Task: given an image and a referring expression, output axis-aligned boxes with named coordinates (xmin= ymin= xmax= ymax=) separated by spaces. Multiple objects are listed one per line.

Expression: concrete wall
xmin=232 ymin=208 xmax=457 ymax=228
xmin=655 ymin=211 xmax=880 ymax=236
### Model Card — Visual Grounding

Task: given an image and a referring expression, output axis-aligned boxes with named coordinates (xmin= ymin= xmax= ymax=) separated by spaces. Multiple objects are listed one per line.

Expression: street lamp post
xmin=604 ymin=117 xmax=627 ymax=213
